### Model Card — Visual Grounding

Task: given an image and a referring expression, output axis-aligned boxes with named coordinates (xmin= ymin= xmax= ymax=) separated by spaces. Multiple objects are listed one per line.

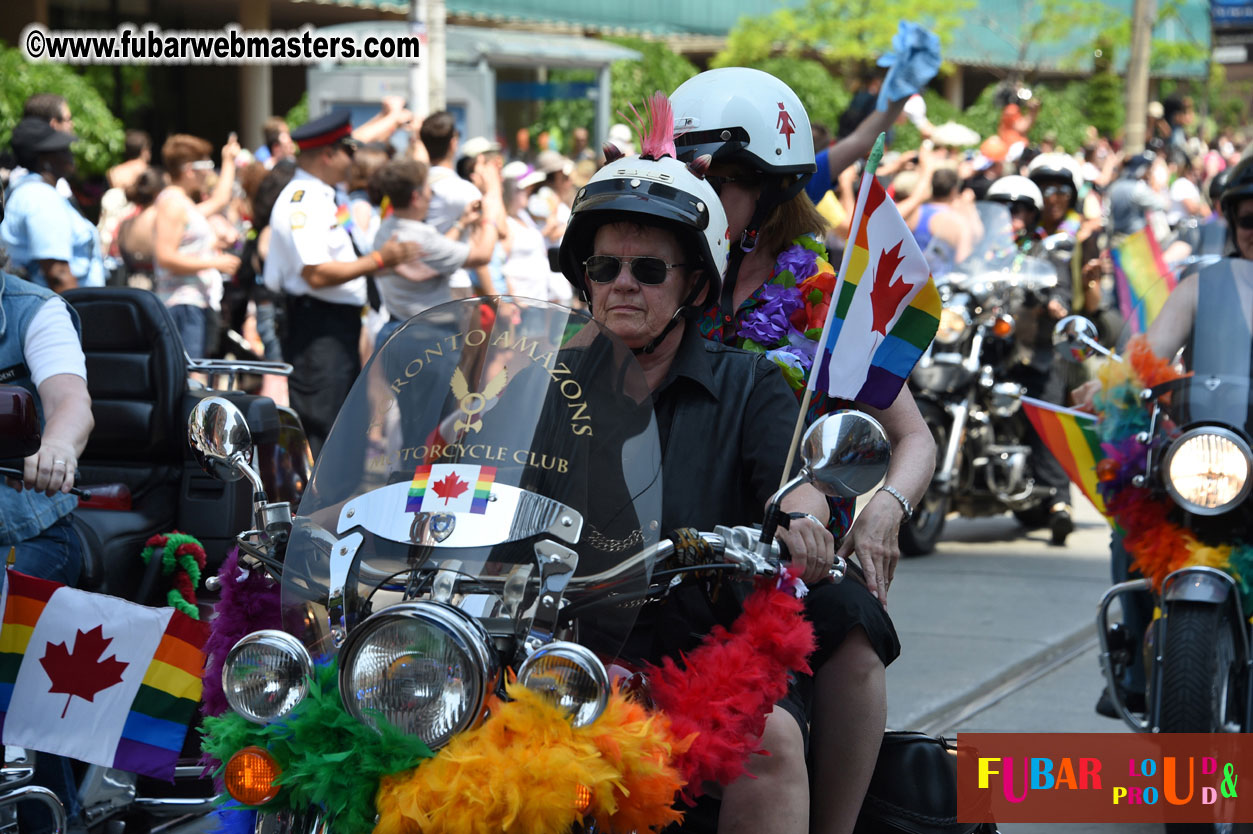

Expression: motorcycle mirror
xmin=188 ymin=396 xmax=253 ymax=482
xmin=0 ymin=386 xmax=40 ymax=459
xmin=800 ymin=411 xmax=891 ymax=499
xmin=1052 ymin=315 xmax=1108 ymax=362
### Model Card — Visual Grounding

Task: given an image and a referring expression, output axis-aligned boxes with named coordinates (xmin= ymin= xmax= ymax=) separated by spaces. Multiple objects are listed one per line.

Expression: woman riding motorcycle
xmin=1077 ymin=153 xmax=1253 ymax=718
xmin=558 ymin=102 xmax=837 ymax=830
xmin=985 ymin=174 xmax=1043 ymax=248
xmin=668 ymin=68 xmax=936 ymax=834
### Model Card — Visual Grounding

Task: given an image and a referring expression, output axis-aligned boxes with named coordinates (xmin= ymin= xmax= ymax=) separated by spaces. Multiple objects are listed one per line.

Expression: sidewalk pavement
xmin=884 ymin=498 xmax=1115 ymax=732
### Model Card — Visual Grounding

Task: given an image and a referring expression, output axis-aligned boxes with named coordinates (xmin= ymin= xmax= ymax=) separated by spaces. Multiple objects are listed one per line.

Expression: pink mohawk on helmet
xmin=620 ymin=91 xmax=677 ymax=162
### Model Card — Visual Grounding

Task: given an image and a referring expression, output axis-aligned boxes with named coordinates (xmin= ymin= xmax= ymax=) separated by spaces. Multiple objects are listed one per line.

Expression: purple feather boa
xmin=201 ymin=549 xmax=282 ymax=718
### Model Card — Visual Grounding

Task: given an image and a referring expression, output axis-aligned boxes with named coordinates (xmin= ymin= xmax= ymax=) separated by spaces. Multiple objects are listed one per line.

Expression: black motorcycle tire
xmin=899 ymin=401 xmax=950 ymax=557
xmin=1159 ymin=601 xmax=1244 ymax=834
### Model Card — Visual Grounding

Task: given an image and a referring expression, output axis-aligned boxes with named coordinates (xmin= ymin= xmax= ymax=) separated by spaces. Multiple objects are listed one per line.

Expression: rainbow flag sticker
xmin=406 ymin=464 xmax=497 ymax=515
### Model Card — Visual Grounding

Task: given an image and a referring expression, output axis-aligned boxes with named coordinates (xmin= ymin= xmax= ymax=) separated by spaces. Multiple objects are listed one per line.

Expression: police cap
xmin=292 ymin=111 xmax=357 ymax=152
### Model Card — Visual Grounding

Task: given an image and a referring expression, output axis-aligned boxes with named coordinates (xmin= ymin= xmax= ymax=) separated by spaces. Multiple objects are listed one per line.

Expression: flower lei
xmin=732 ymin=236 xmax=838 ymax=392
xmin=1094 ymin=335 xmax=1253 ymax=613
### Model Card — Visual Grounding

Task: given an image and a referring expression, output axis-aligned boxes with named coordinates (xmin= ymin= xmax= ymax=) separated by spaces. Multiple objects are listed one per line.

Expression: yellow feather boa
xmin=374 ymin=682 xmax=690 ymax=834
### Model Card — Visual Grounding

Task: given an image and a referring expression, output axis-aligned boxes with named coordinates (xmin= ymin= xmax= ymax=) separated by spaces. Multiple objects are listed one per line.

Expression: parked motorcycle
xmin=902 ymin=202 xmax=1067 ymax=554
xmin=191 ymin=297 xmax=909 ymax=834
xmin=1087 ymin=261 xmax=1253 ymax=832
xmin=0 ymin=287 xmax=310 ymax=834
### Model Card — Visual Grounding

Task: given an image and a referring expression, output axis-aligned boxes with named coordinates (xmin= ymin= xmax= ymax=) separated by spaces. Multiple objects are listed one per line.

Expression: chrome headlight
xmin=517 ymin=642 xmax=608 ymax=727
xmin=338 ymin=602 xmax=499 ymax=748
xmin=1162 ymin=428 xmax=1253 ymax=516
xmin=934 ymin=307 xmax=970 ymax=345
xmin=223 ymin=630 xmax=313 ymax=724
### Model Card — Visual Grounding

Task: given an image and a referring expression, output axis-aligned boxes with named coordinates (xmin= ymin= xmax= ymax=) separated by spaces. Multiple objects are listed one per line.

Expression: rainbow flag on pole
xmin=1020 ymin=396 xmax=1108 ymax=518
xmin=811 ymin=139 xmax=941 ymax=408
xmin=0 ymin=569 xmax=207 ymax=780
xmin=1111 ymin=225 xmax=1176 ymax=335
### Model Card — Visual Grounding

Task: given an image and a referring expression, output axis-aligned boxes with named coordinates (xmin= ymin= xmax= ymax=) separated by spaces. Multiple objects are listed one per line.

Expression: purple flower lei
xmin=734 ymin=241 xmax=825 ymax=380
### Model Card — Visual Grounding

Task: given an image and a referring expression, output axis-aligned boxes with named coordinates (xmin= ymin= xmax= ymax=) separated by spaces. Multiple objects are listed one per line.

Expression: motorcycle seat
xmin=63 ymin=288 xmax=188 ymax=603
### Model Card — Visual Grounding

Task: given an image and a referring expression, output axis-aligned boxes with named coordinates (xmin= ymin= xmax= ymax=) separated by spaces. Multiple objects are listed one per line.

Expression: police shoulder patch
xmin=291 ymin=211 xmax=307 ymax=229
xmin=291 ymin=190 xmax=305 ymax=203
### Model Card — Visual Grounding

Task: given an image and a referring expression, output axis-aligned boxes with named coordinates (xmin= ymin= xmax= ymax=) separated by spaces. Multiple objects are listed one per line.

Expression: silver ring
xmin=53 ymin=459 xmax=66 ymax=466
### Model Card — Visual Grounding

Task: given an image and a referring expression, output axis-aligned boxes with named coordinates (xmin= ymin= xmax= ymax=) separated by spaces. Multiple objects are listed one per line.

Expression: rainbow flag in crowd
xmin=406 ymin=464 xmax=497 ymax=515
xmin=335 ymin=203 xmax=355 ymax=232
xmin=1020 ymin=396 xmax=1108 ymax=518
xmin=811 ymin=145 xmax=941 ymax=409
xmin=1111 ymin=225 xmax=1175 ymax=335
xmin=0 ymin=569 xmax=206 ymax=780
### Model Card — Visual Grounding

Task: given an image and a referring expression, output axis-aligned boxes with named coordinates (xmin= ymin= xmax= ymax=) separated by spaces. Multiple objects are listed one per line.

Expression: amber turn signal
xmin=575 ymin=784 xmax=593 ymax=813
xmin=224 ymin=746 xmax=282 ymax=805
xmin=991 ymin=315 xmax=1015 ymax=339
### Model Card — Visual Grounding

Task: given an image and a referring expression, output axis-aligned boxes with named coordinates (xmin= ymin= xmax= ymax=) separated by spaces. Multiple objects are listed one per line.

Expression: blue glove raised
xmin=875 ymin=21 xmax=942 ymax=112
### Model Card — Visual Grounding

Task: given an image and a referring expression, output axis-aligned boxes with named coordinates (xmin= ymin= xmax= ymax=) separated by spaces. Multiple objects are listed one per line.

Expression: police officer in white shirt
xmin=264 ymin=112 xmax=417 ymax=455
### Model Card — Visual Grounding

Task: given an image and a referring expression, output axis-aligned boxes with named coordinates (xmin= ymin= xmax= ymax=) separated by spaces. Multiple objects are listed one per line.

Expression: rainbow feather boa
xmin=202 ymin=580 xmax=814 ymax=834
xmin=1095 ymin=335 xmax=1253 ymax=611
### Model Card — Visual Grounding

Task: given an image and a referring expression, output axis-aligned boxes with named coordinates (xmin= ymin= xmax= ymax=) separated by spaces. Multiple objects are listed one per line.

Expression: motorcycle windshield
xmin=947 ymin=203 xmax=1058 ymax=291
xmin=280 ymin=297 xmax=663 ymax=662
xmin=1120 ymin=258 xmax=1253 ymax=433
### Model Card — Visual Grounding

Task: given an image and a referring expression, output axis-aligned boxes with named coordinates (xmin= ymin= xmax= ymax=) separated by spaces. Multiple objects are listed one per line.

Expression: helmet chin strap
xmin=632 ymin=279 xmax=708 ymax=356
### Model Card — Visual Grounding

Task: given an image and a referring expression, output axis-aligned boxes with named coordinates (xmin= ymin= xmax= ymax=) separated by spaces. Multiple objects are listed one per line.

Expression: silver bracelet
xmin=878 ymin=485 xmax=913 ymax=522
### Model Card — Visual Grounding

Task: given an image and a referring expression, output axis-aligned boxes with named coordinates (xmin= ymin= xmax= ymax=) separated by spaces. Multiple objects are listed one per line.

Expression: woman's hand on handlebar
xmin=775 ymin=514 xmax=835 ymax=586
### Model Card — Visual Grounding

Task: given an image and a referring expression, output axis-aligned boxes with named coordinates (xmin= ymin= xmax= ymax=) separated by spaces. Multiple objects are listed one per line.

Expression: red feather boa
xmin=645 ymin=580 xmax=816 ymax=799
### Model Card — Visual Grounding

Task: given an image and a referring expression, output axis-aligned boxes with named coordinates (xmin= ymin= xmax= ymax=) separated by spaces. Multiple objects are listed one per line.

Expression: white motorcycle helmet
xmin=986 ymin=175 xmax=1044 ymax=215
xmin=669 ymin=68 xmax=817 ymax=179
xmin=1026 ymin=152 xmax=1083 ymax=209
xmin=558 ymin=153 xmax=730 ymax=315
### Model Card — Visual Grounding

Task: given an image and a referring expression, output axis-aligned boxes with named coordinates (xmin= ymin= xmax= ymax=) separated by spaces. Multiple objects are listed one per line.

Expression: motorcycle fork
xmin=933 ymin=327 xmax=985 ymax=493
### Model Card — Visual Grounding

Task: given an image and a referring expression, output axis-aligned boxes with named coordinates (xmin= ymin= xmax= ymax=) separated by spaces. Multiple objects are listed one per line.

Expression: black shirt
xmin=652 ymin=322 xmax=803 ymax=533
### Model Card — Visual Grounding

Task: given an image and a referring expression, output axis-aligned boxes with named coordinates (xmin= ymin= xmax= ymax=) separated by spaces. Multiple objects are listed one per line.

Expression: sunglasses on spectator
xmin=189 ymin=159 xmax=216 ymax=171
xmin=1042 ymin=184 xmax=1073 ymax=198
xmin=584 ymin=255 xmax=685 ymax=285
xmin=1236 ymin=214 xmax=1253 ymax=231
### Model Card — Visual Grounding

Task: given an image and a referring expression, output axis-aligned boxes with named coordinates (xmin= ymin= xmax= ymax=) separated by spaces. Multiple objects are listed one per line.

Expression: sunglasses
xmin=1042 ymin=184 xmax=1073 ymax=198
xmin=189 ymin=159 xmax=216 ymax=171
xmin=584 ymin=255 xmax=685 ymax=285
xmin=1235 ymin=214 xmax=1253 ymax=231
xmin=706 ymin=171 xmax=763 ymax=195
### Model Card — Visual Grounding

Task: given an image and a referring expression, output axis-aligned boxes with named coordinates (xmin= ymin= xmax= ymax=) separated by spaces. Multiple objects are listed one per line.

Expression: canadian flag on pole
xmin=810 ymin=155 xmax=941 ymax=409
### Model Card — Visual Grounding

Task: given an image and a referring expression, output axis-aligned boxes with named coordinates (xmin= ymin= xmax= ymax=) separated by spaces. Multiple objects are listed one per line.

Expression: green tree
xmin=712 ymin=0 xmax=971 ymax=75
xmin=1084 ymin=37 xmax=1123 ymax=140
xmin=0 ymin=42 xmax=124 ymax=177
xmin=531 ymin=37 xmax=699 ymax=153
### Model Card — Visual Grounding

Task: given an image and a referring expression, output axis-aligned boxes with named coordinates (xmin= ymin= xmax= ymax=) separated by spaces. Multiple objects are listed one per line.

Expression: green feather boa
xmin=201 ymin=661 xmax=434 ymax=834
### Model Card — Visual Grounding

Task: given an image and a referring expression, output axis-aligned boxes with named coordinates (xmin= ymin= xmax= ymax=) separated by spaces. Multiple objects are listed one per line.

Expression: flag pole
xmin=778 ymin=133 xmax=887 ymax=489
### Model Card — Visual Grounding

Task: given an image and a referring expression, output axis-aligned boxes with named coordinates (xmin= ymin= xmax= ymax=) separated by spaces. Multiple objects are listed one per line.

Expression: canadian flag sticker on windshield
xmin=406 ymin=464 xmax=496 ymax=515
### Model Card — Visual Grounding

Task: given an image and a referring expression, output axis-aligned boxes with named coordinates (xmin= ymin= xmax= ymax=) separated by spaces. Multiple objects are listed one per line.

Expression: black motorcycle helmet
xmin=1219 ymin=156 xmax=1253 ymax=231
